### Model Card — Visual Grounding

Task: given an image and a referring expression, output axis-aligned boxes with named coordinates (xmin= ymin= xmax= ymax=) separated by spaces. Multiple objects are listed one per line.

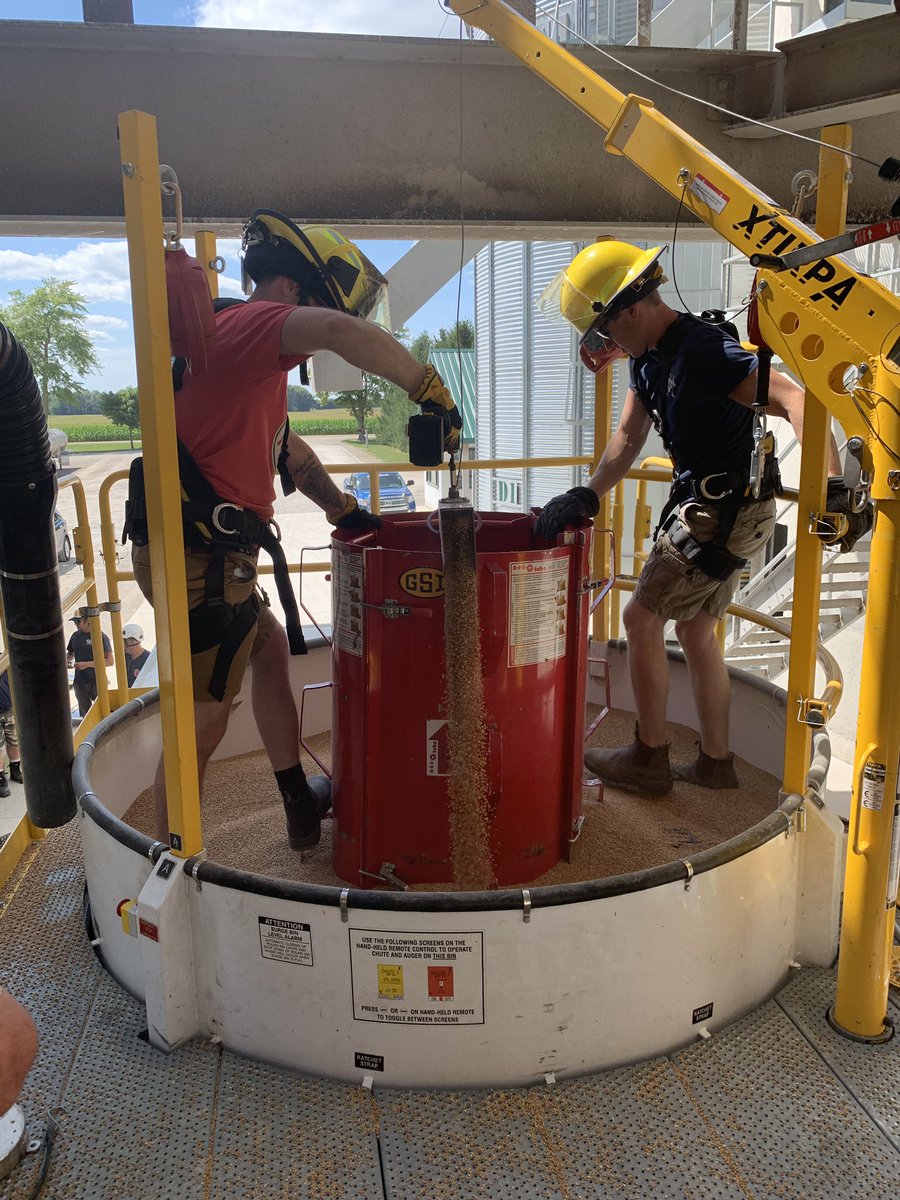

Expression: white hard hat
xmin=122 ymin=623 xmax=144 ymax=641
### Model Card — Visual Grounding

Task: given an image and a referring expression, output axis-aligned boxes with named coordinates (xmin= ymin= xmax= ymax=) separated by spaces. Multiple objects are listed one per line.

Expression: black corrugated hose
xmin=0 ymin=323 xmax=75 ymax=826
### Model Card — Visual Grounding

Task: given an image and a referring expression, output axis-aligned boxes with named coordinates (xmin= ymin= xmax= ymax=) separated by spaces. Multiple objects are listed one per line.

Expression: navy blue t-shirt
xmin=126 ymin=648 xmax=151 ymax=688
xmin=630 ymin=314 xmax=758 ymax=480
xmin=66 ymin=629 xmax=112 ymax=685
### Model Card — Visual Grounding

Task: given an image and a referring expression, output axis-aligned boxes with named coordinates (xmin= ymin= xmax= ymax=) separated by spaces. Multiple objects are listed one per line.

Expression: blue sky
xmin=0 ymin=1 xmax=472 ymax=392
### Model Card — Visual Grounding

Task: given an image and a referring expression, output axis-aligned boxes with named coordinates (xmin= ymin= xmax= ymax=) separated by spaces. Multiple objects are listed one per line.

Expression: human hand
xmin=817 ymin=478 xmax=874 ymax=552
xmin=329 ymin=494 xmax=382 ymax=532
xmin=535 ymin=487 xmax=601 ymax=539
xmin=409 ymin=365 xmax=462 ymax=454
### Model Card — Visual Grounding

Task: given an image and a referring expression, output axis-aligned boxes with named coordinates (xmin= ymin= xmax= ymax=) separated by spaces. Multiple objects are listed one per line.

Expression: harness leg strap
xmin=260 ymin=529 xmax=308 ymax=656
xmin=662 ymin=504 xmax=748 ymax=583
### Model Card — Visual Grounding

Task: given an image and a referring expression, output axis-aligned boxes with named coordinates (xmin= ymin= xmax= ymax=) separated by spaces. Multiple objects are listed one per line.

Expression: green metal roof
xmin=430 ymin=348 xmax=476 ymax=444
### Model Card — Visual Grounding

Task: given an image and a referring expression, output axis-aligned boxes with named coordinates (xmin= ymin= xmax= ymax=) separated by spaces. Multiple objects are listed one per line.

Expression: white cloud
xmin=83 ymin=315 xmax=131 ymax=343
xmin=85 ymin=314 xmax=130 ymax=333
xmin=192 ymin=0 xmax=455 ymax=37
xmin=218 ymin=274 xmax=246 ymax=297
xmin=0 ymin=241 xmax=133 ymax=304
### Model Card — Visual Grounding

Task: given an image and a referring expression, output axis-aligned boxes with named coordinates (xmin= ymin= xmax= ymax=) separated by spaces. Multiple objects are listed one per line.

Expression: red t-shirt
xmin=175 ymin=301 xmax=306 ymax=521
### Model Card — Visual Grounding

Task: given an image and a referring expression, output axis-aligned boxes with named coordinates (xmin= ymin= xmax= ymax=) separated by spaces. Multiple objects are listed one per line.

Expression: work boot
xmin=8 ymin=762 xmax=22 ymax=785
xmin=673 ymin=747 xmax=739 ymax=790
xmin=0 ymin=772 xmax=9 ymax=799
xmin=583 ymin=724 xmax=672 ymax=796
xmin=281 ymin=775 xmax=333 ymax=851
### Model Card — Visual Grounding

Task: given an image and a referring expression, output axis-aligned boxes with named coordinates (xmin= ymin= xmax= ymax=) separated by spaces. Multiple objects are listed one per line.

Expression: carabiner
xmin=159 ymin=164 xmax=184 ymax=250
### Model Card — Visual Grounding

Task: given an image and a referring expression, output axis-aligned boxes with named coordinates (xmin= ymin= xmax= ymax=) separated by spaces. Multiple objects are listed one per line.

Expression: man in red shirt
xmin=132 ymin=211 xmax=460 ymax=851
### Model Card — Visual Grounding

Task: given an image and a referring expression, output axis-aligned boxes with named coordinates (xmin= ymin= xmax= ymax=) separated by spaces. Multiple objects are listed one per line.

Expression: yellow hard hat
xmin=538 ymin=241 xmax=666 ymax=333
xmin=241 ymin=210 xmax=390 ymax=327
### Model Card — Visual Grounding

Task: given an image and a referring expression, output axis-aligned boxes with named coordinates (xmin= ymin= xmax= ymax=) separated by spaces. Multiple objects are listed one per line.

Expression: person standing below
xmin=0 ymin=670 xmax=22 ymax=796
xmin=122 ymin=623 xmax=151 ymax=688
xmin=536 ymin=239 xmax=868 ymax=793
xmin=0 ymin=988 xmax=37 ymax=1116
xmin=66 ymin=613 xmax=113 ymax=720
xmin=129 ymin=210 xmax=461 ymax=851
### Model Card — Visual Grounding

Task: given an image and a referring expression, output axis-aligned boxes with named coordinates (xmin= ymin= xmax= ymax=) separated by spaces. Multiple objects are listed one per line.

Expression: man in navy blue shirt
xmin=66 ymin=613 xmax=113 ymax=719
xmin=122 ymin=623 xmax=151 ymax=688
xmin=537 ymin=239 xmax=843 ymax=794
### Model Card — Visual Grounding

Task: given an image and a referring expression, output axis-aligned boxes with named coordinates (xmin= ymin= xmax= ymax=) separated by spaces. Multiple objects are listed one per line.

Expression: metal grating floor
xmin=2 ymin=828 xmax=900 ymax=1199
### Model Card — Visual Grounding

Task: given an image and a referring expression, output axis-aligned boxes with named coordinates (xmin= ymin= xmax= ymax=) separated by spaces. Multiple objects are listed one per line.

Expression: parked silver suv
xmin=55 ymin=510 xmax=72 ymax=563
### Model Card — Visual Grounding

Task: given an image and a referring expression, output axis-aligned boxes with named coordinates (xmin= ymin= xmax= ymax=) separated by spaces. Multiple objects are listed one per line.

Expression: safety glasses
xmin=579 ymin=315 xmax=617 ymax=355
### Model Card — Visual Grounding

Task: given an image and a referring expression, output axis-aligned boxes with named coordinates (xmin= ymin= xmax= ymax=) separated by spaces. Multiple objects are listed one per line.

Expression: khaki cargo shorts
xmin=0 ymin=710 xmax=17 ymax=755
xmin=132 ymin=543 xmax=277 ymax=703
xmin=632 ymin=498 xmax=776 ymax=622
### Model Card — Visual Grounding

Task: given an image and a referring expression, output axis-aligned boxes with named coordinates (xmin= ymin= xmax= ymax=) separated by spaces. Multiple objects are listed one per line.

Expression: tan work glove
xmin=408 ymin=365 xmax=462 ymax=454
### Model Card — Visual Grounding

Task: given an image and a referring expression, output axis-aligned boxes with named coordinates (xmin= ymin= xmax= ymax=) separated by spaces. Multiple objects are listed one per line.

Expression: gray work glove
xmin=535 ymin=487 xmax=600 ymax=540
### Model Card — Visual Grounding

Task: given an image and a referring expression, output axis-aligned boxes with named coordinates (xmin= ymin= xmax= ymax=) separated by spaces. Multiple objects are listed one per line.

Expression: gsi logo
xmin=399 ymin=568 xmax=445 ymax=598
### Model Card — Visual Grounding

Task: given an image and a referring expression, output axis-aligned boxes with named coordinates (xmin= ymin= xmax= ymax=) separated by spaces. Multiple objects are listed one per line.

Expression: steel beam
xmin=0 ymin=17 xmax=896 ymax=235
xmin=726 ymin=11 xmax=900 ymax=139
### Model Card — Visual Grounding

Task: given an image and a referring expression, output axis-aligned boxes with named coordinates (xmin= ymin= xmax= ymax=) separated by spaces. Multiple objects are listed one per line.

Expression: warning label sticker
xmin=862 ymin=762 xmax=886 ymax=812
xmin=508 ymin=559 xmax=568 ymax=667
xmin=350 ymin=929 xmax=484 ymax=1025
xmin=426 ymin=719 xmax=450 ymax=776
xmin=689 ymin=173 xmax=730 ymax=214
xmin=258 ymin=916 xmax=313 ymax=966
xmin=332 ymin=542 xmax=364 ymax=657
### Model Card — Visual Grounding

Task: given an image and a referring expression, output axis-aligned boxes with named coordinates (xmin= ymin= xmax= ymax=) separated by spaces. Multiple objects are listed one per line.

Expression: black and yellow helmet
xmin=241 ymin=209 xmax=390 ymax=326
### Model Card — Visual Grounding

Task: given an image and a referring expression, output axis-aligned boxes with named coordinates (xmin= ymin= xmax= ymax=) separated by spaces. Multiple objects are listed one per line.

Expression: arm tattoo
xmin=287 ymin=435 xmax=345 ymax=518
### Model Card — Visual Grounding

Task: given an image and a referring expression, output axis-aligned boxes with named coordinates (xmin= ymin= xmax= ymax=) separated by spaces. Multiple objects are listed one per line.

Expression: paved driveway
xmin=55 ymin=438 xmax=427 ymax=659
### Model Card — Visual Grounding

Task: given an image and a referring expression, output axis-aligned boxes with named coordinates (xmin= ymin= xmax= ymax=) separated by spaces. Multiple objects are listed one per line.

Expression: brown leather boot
xmin=673 ymin=748 xmax=739 ymax=789
xmin=583 ymin=724 xmax=672 ymax=796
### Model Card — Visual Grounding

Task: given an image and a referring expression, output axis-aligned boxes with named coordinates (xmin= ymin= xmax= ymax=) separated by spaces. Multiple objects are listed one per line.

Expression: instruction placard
xmin=862 ymin=762 xmax=886 ymax=812
xmin=332 ymin=542 xmax=364 ymax=657
xmin=258 ymin=916 xmax=313 ymax=966
xmin=508 ymin=559 xmax=568 ymax=667
xmin=349 ymin=929 xmax=484 ymax=1025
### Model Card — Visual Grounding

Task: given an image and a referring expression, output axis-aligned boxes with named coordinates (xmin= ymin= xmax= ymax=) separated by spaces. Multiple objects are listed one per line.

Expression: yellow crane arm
xmin=448 ymin=0 xmax=900 ymax=469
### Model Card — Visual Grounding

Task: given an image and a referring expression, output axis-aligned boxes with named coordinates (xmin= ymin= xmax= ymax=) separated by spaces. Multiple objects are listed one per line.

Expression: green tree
xmin=338 ymin=381 xmax=379 ymax=443
xmin=408 ymin=331 xmax=434 ymax=365
xmin=287 ymin=384 xmax=316 ymax=412
xmin=368 ymin=374 xmax=411 ymax=453
xmin=0 ymin=279 xmax=98 ymax=416
xmin=100 ymin=386 xmax=141 ymax=449
xmin=433 ymin=319 xmax=474 ymax=350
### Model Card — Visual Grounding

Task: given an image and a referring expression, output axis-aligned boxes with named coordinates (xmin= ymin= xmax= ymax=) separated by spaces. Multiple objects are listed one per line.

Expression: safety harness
xmin=123 ymin=448 xmax=307 ymax=700
xmin=123 ymin=300 xmax=309 ymax=701
xmin=643 ymin=313 xmax=782 ymax=582
xmin=655 ymin=460 xmax=781 ymax=580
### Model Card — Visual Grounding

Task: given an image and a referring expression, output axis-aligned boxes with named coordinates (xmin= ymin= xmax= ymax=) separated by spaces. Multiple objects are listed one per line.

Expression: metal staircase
xmin=725 ymin=490 xmax=871 ymax=679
